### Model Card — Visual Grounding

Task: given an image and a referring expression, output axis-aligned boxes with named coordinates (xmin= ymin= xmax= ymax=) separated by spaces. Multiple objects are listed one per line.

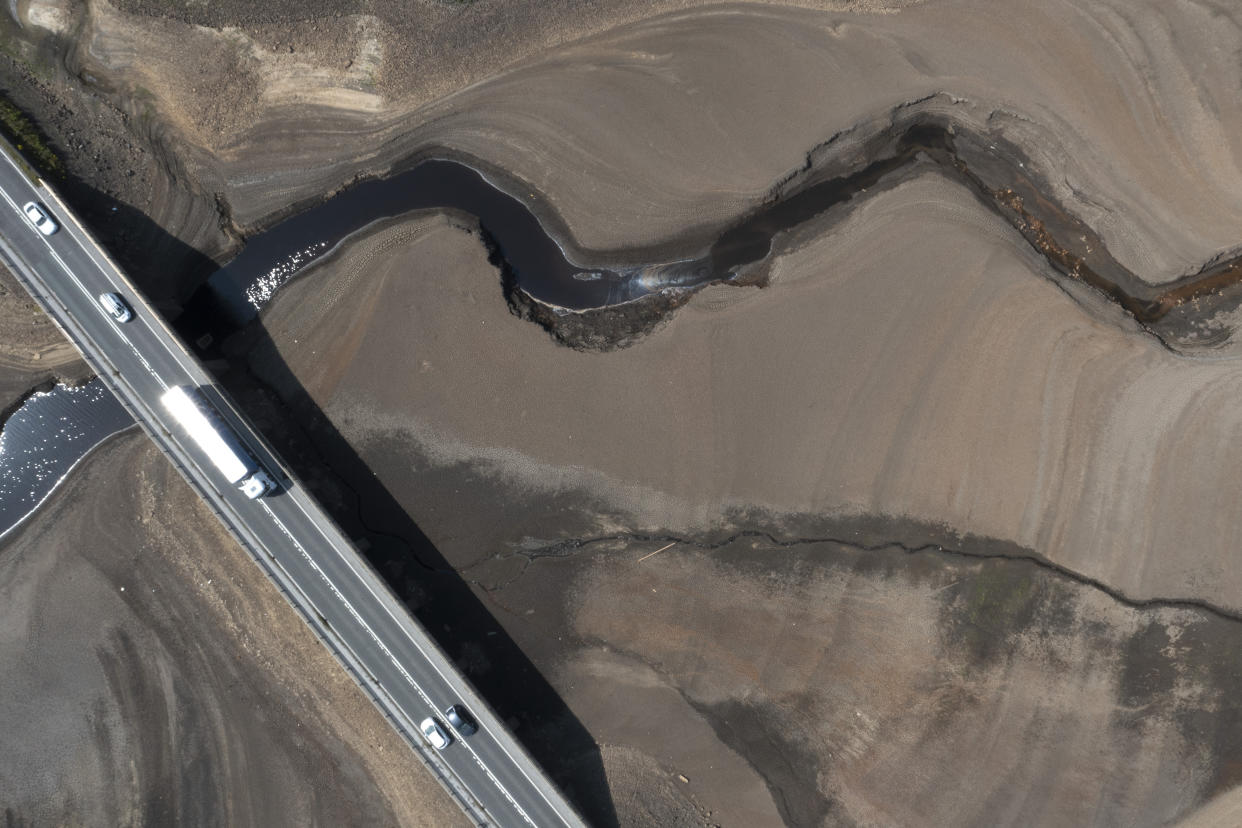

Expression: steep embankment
xmin=0 ymin=264 xmax=89 ymax=413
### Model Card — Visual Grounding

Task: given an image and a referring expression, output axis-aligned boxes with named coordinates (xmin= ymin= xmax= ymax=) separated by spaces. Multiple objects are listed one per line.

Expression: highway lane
xmin=0 ymin=148 xmax=585 ymax=828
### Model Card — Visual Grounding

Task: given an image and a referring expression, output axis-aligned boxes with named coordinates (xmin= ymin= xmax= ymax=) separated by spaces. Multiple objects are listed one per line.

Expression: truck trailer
xmin=161 ymin=385 xmax=277 ymax=499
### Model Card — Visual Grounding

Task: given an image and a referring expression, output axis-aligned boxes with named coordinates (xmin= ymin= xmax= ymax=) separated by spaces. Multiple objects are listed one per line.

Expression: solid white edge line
xmin=0 ymin=188 xmax=166 ymax=389
xmin=0 ymin=149 xmax=576 ymax=827
xmin=277 ymin=486 xmax=576 ymax=825
xmin=258 ymin=500 xmax=537 ymax=828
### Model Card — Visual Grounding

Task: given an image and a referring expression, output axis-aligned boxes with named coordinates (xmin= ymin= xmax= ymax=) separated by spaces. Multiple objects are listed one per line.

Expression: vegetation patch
xmin=0 ymin=96 xmax=63 ymax=179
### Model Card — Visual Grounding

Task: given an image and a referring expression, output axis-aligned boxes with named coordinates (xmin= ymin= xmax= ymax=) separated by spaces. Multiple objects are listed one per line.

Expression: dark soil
xmin=0 ymin=430 xmax=469 ymax=827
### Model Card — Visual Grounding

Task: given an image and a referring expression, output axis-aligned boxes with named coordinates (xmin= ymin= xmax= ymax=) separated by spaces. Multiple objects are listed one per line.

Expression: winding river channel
xmin=199 ymin=159 xmax=700 ymax=323
xmin=191 ymin=151 xmax=925 ymax=328
xmin=196 ymin=129 xmax=1242 ymax=336
xmin=9 ymin=124 xmax=1242 ymax=539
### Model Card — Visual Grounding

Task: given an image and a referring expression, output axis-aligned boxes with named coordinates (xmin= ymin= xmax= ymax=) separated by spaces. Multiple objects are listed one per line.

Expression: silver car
xmin=22 ymin=201 xmax=57 ymax=236
xmin=420 ymin=716 xmax=452 ymax=750
xmin=97 ymin=292 xmax=133 ymax=323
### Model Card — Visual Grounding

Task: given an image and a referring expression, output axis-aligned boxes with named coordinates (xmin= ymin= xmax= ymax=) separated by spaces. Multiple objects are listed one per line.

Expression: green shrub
xmin=0 ymin=97 xmax=63 ymax=178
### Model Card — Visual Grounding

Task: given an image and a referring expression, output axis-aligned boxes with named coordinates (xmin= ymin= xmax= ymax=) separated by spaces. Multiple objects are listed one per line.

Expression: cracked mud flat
xmin=538 ymin=531 xmax=1242 ymax=826
xmin=0 ymin=430 xmax=468 ymax=826
xmin=257 ymin=180 xmax=1242 ymax=616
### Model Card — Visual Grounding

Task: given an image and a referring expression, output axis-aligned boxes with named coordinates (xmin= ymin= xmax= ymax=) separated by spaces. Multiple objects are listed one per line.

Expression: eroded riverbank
xmin=175 ymin=111 xmax=1242 ymax=356
xmin=9 ymin=0 xmax=1242 ymax=326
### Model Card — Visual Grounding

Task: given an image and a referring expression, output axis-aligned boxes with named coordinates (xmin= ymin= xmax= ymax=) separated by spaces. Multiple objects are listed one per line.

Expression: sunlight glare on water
xmin=244 ymin=240 xmax=330 ymax=309
xmin=0 ymin=379 xmax=133 ymax=538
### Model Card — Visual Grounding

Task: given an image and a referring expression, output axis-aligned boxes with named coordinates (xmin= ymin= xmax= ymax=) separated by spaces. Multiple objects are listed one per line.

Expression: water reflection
xmin=0 ymin=379 xmax=133 ymax=538
xmin=200 ymin=159 xmax=703 ymax=326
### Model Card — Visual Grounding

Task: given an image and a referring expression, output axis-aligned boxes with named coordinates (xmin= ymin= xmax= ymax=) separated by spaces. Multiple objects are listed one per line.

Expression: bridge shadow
xmin=51 ymin=177 xmax=615 ymax=825
xmin=204 ymin=315 xmax=617 ymax=827
xmin=51 ymin=174 xmax=225 ymax=317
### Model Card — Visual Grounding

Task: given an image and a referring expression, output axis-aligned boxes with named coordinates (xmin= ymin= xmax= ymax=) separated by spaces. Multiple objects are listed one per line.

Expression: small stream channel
xmin=8 ymin=124 xmax=1211 ymax=540
xmin=175 ymin=150 xmax=927 ymax=343
xmin=198 ymin=159 xmax=679 ymax=325
xmin=0 ymin=141 xmax=959 ymax=539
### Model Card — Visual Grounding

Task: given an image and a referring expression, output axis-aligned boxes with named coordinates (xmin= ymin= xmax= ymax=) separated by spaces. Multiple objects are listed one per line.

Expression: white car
xmin=97 ymin=292 xmax=134 ymax=323
xmin=420 ymin=716 xmax=453 ymax=750
xmin=22 ymin=201 xmax=57 ymax=236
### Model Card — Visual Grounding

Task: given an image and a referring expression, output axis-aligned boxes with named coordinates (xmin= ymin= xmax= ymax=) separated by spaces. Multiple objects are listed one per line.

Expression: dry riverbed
xmin=6 ymin=0 xmax=1242 ymax=297
xmin=6 ymin=0 xmax=1242 ymax=824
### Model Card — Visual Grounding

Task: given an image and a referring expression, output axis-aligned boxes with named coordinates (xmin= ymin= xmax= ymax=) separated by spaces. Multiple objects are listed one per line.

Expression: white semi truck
xmin=161 ymin=385 xmax=278 ymax=499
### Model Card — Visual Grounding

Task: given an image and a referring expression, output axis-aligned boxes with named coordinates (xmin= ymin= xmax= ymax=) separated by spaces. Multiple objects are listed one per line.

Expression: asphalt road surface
xmin=0 ymin=146 xmax=585 ymax=828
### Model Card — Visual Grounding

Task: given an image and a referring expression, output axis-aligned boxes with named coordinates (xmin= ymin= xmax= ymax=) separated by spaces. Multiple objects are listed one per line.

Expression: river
xmin=9 ymin=126 xmax=1235 ymax=539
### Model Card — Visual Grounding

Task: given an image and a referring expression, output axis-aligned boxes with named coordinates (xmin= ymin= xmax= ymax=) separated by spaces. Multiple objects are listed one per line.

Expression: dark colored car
xmin=444 ymin=704 xmax=478 ymax=737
